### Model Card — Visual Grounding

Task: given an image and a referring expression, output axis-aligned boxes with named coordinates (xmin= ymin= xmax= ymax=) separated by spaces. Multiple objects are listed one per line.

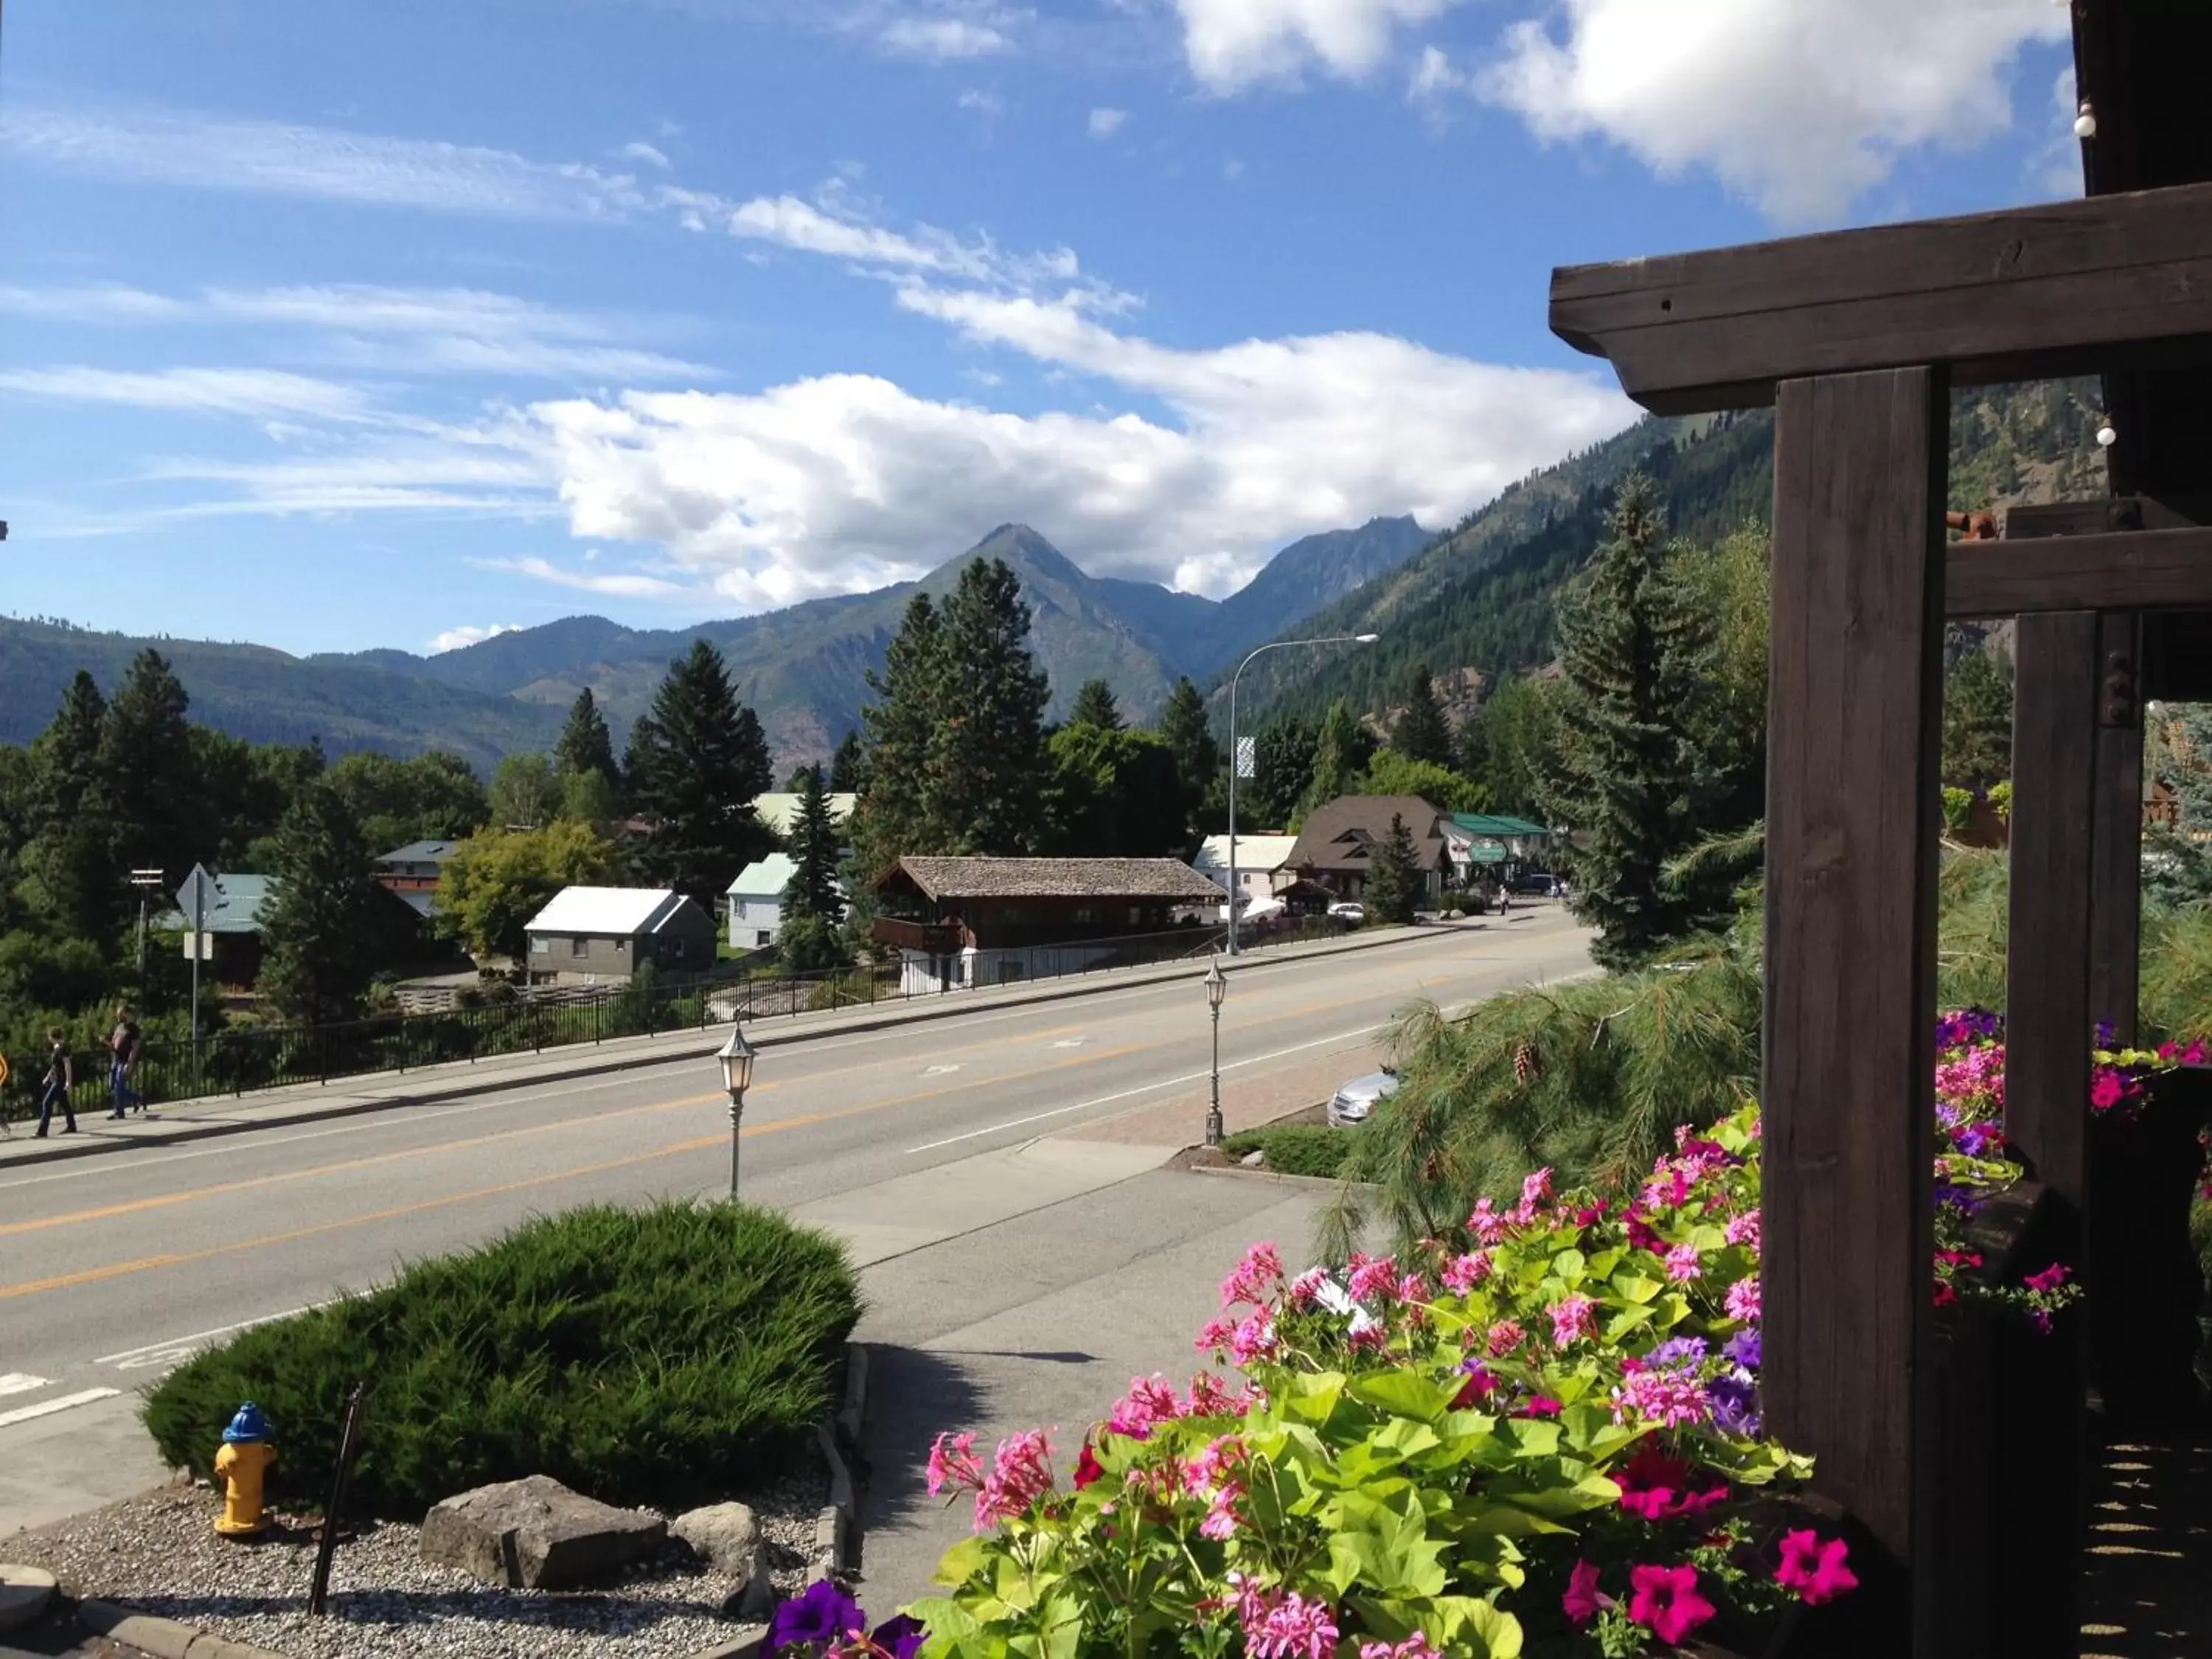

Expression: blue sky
xmin=1 ymin=1 xmax=2079 ymax=656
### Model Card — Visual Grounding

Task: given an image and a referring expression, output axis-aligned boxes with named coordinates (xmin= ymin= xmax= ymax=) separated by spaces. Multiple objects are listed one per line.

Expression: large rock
xmin=420 ymin=1475 xmax=667 ymax=1589
xmin=673 ymin=1501 xmax=762 ymax=1576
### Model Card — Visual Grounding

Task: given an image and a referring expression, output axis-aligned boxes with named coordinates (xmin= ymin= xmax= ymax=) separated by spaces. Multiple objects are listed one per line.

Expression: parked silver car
xmin=1326 ymin=1068 xmax=1399 ymax=1127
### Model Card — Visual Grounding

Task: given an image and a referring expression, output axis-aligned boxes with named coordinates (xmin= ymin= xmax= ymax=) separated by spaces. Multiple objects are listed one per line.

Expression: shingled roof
xmin=884 ymin=857 xmax=1222 ymax=902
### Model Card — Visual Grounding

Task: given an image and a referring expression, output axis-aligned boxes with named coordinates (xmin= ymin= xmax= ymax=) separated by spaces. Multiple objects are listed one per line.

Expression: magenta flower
xmin=2025 ymin=1262 xmax=2071 ymax=1293
xmin=2090 ymin=1068 xmax=2126 ymax=1111
xmin=1775 ymin=1530 xmax=1858 ymax=1605
xmin=1486 ymin=1319 xmax=1526 ymax=1357
xmin=1286 ymin=1266 xmax=1331 ymax=1307
xmin=1550 ymin=1294 xmax=1597 ymax=1349
xmin=1234 ymin=1582 xmax=1339 ymax=1659
xmin=1220 ymin=1242 xmax=1285 ymax=1309
xmin=1562 ymin=1559 xmax=1610 ymax=1628
xmin=1725 ymin=1276 xmax=1761 ymax=1323
xmin=1194 ymin=1315 xmax=1238 ymax=1357
xmin=1452 ymin=1361 xmax=1499 ymax=1408
xmin=1520 ymin=1167 xmax=1554 ymax=1210
xmin=927 ymin=1431 xmax=984 ymax=1496
xmin=1184 ymin=1371 xmax=1245 ymax=1417
xmin=1441 ymin=1251 xmax=1492 ymax=1293
xmin=1664 ymin=1242 xmax=1704 ymax=1282
xmin=1346 ymin=1252 xmax=1399 ymax=1304
xmin=973 ymin=1430 xmax=1054 ymax=1530
xmin=1628 ymin=1563 xmax=1717 ymax=1646
xmin=1612 ymin=1444 xmax=1728 ymax=1520
xmin=1725 ymin=1208 xmax=1761 ymax=1248
xmin=1109 ymin=1374 xmax=1180 ymax=1439
xmin=1229 ymin=1310 xmax=1279 ymax=1367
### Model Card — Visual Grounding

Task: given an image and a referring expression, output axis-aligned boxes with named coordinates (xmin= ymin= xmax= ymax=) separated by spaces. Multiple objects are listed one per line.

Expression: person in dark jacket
xmin=108 ymin=1004 xmax=145 ymax=1119
xmin=35 ymin=1027 xmax=77 ymax=1136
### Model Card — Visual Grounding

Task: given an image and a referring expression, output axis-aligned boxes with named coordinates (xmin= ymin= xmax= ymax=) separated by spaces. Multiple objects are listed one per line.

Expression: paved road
xmin=0 ymin=911 xmax=1590 ymax=1536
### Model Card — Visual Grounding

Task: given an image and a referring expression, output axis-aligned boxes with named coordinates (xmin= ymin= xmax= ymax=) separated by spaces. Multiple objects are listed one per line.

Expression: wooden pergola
xmin=1548 ymin=5 xmax=2212 ymax=1652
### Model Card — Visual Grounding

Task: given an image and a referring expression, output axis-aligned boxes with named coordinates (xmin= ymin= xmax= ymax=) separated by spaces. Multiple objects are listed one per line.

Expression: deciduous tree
xmin=435 ymin=820 xmax=614 ymax=963
xmin=1359 ymin=750 xmax=1487 ymax=813
xmin=1046 ymin=725 xmax=1187 ymax=858
xmin=489 ymin=752 xmax=562 ymax=830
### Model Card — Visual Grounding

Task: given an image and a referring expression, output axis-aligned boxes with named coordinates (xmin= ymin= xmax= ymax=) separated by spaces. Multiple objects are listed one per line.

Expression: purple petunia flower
xmin=767 ymin=1579 xmax=865 ymax=1657
xmin=1646 ymin=1336 xmax=1708 ymax=1370
xmin=1724 ymin=1328 xmax=1761 ymax=1371
xmin=871 ymin=1615 xmax=927 ymax=1659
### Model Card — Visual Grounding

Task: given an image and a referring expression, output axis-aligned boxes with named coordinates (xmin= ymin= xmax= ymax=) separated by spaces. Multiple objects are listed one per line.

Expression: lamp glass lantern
xmin=1205 ymin=959 xmax=1228 ymax=1012
xmin=717 ymin=1025 xmax=757 ymax=1098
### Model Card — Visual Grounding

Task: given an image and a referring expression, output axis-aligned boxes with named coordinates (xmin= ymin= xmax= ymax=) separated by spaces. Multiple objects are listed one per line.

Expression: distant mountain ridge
xmin=2 ymin=516 xmax=1433 ymax=772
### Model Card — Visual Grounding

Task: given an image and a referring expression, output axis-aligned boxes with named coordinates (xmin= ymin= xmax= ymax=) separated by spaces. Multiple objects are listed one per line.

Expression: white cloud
xmin=1408 ymin=44 xmax=1464 ymax=103
xmin=1088 ymin=107 xmax=1129 ymax=138
xmin=0 ymin=282 xmax=189 ymax=322
xmin=726 ymin=187 xmax=1088 ymax=291
xmin=617 ymin=140 xmax=672 ymax=168
xmin=0 ymin=101 xmax=662 ymax=220
xmin=0 ymin=365 xmax=375 ymax=420
xmin=958 ymin=88 xmax=1004 ymax=116
xmin=428 ymin=623 xmax=523 ymax=653
xmin=1173 ymin=0 xmax=1461 ymax=91
xmin=880 ymin=17 xmax=1014 ymax=59
xmin=480 ymin=554 xmax=689 ymax=599
xmin=2028 ymin=65 xmax=2086 ymax=198
xmin=1478 ymin=0 xmax=2070 ymax=222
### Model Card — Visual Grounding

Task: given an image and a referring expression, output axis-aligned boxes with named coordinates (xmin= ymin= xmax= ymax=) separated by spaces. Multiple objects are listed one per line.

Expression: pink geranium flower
xmin=1234 ymin=1582 xmax=1339 ymax=1659
xmin=1725 ymin=1208 xmax=1761 ymax=1248
xmin=1109 ymin=1374 xmax=1180 ymax=1439
xmin=1486 ymin=1319 xmax=1526 ymax=1357
xmin=1628 ymin=1563 xmax=1717 ymax=1646
xmin=1220 ymin=1242 xmax=1286 ymax=1309
xmin=1346 ymin=1253 xmax=1399 ymax=1304
xmin=1229 ymin=1310 xmax=1279 ymax=1368
xmin=1664 ymin=1242 xmax=1703 ymax=1282
xmin=1775 ymin=1530 xmax=1858 ymax=1605
xmin=1725 ymin=1276 xmax=1761 ymax=1323
xmin=1562 ymin=1559 xmax=1610 ymax=1628
xmin=1441 ymin=1251 xmax=1492 ymax=1293
xmin=1286 ymin=1265 xmax=1332 ymax=1307
xmin=927 ymin=1431 xmax=984 ymax=1495
xmin=973 ymin=1430 xmax=1055 ymax=1529
xmin=1550 ymin=1295 xmax=1597 ymax=1348
xmin=1359 ymin=1640 xmax=1441 ymax=1659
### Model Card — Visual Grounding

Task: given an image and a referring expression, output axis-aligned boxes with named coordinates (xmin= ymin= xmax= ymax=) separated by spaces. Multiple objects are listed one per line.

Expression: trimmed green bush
xmin=143 ymin=1201 xmax=861 ymax=1517
xmin=1220 ymin=1124 xmax=1357 ymax=1180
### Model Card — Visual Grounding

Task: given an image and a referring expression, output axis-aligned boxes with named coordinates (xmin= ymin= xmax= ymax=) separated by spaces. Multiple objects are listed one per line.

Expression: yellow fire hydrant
xmin=212 ymin=1402 xmax=276 ymax=1539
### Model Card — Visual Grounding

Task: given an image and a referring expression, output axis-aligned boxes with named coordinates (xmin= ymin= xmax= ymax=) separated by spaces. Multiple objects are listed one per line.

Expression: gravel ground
xmin=12 ymin=1460 xmax=830 ymax=1659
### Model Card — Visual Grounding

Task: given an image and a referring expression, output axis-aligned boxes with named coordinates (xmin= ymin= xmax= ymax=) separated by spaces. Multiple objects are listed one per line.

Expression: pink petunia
xmin=2090 ymin=1068 xmax=2126 ymax=1111
xmin=1775 ymin=1530 xmax=1858 ymax=1606
xmin=1628 ymin=1563 xmax=1717 ymax=1646
xmin=2025 ymin=1262 xmax=2071 ymax=1293
xmin=1612 ymin=1444 xmax=1728 ymax=1520
xmin=1562 ymin=1559 xmax=1610 ymax=1628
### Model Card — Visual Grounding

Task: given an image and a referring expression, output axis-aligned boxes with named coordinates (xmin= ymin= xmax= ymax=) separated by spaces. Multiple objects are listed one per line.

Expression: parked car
xmin=1327 ymin=1067 xmax=1399 ymax=1127
xmin=1327 ymin=901 xmax=1366 ymax=923
xmin=1512 ymin=872 xmax=1561 ymax=897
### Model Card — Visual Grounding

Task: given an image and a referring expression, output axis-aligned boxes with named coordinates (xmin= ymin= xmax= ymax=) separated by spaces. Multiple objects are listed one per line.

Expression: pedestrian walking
xmin=35 ymin=1027 xmax=78 ymax=1136
xmin=108 ymin=1004 xmax=145 ymax=1119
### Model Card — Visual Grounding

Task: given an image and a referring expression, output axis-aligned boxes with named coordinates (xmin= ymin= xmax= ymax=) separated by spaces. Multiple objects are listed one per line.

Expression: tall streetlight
xmin=717 ymin=1024 xmax=757 ymax=1199
xmin=1226 ymin=633 xmax=1380 ymax=953
xmin=1204 ymin=956 xmax=1228 ymax=1147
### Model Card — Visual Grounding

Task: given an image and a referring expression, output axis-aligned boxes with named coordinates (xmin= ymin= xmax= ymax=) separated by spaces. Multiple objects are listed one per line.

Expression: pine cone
xmin=1514 ymin=1043 xmax=1539 ymax=1085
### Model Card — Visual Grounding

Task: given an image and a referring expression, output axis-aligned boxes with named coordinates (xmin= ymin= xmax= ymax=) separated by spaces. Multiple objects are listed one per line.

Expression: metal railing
xmin=1 ymin=915 xmax=1356 ymax=1123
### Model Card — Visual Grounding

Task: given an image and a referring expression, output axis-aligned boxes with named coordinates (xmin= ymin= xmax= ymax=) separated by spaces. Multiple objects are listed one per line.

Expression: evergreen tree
xmin=1543 ymin=474 xmax=1714 ymax=970
xmin=851 ymin=593 xmax=943 ymax=877
xmin=1392 ymin=662 xmax=1455 ymax=768
xmin=623 ymin=639 xmax=775 ymax=910
xmin=1069 ymin=678 xmax=1124 ymax=731
xmin=21 ymin=672 xmax=123 ymax=943
xmin=1159 ymin=676 xmax=1220 ymax=796
xmin=928 ymin=557 xmax=1050 ymax=855
xmin=1304 ymin=698 xmax=1365 ymax=814
xmin=829 ymin=729 xmax=866 ymax=793
xmin=257 ymin=779 xmax=384 ymax=1024
xmin=1245 ymin=714 xmax=1318 ymax=829
xmin=780 ymin=767 xmax=849 ymax=972
xmin=554 ymin=688 xmax=619 ymax=787
xmin=98 ymin=650 xmax=206 ymax=881
xmin=1364 ymin=813 xmax=1423 ymax=925
xmin=1942 ymin=646 xmax=2014 ymax=793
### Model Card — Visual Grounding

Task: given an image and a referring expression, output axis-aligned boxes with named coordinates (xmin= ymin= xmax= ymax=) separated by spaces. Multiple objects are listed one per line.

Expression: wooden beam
xmin=1944 ymin=526 xmax=2212 ymax=617
xmin=2090 ymin=612 xmax=2145 ymax=1048
xmin=1548 ymin=181 xmax=2212 ymax=414
xmin=1763 ymin=366 xmax=1943 ymax=1634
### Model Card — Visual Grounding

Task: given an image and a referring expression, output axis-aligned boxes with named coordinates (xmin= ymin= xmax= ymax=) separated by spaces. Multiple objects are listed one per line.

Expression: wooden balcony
xmin=870 ymin=916 xmax=961 ymax=955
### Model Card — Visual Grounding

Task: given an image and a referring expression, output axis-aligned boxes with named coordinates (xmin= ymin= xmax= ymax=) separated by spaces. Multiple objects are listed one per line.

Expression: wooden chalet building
xmin=870 ymin=856 xmax=1222 ymax=993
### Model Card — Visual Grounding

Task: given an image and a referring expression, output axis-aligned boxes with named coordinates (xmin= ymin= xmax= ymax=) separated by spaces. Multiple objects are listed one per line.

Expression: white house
xmin=523 ymin=886 xmax=718 ymax=984
xmin=1192 ymin=834 xmax=1298 ymax=914
xmin=726 ymin=854 xmax=797 ymax=949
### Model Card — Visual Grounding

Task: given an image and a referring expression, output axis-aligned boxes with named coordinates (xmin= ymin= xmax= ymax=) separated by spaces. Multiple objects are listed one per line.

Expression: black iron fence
xmin=1 ymin=916 xmax=1351 ymax=1125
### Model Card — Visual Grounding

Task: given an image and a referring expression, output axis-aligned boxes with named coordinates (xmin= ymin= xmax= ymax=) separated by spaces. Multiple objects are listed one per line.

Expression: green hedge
xmin=143 ymin=1201 xmax=861 ymax=1517
xmin=1220 ymin=1124 xmax=1357 ymax=1180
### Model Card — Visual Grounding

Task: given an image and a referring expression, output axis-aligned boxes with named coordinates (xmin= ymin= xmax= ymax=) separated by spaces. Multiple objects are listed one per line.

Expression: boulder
xmin=420 ymin=1475 xmax=666 ymax=1589
xmin=673 ymin=1501 xmax=763 ymax=1577
xmin=1241 ymin=1150 xmax=1267 ymax=1168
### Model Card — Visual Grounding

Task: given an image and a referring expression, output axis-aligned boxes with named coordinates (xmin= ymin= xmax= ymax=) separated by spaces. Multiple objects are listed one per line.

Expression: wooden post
xmin=2006 ymin=612 xmax=2101 ymax=1210
xmin=1763 ymin=366 xmax=1945 ymax=1641
xmin=2089 ymin=612 xmax=2144 ymax=1047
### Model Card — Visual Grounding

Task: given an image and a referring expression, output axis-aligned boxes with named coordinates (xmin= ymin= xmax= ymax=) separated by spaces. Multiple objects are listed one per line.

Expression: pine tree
xmin=1544 ymin=474 xmax=1714 ymax=970
xmin=829 ymin=729 xmax=866 ymax=793
xmin=257 ymin=779 xmax=383 ymax=1024
xmin=23 ymin=672 xmax=123 ymax=943
xmin=780 ymin=767 xmax=849 ymax=972
xmin=1392 ymin=662 xmax=1455 ymax=768
xmin=98 ymin=650 xmax=208 ymax=882
xmin=1070 ymin=678 xmax=1124 ymax=731
xmin=623 ymin=639 xmax=775 ymax=910
xmin=852 ymin=592 xmax=944 ymax=878
xmin=554 ymin=688 xmax=619 ymax=787
xmin=1247 ymin=714 xmax=1317 ymax=829
xmin=1158 ymin=675 xmax=1220 ymax=840
xmin=928 ymin=557 xmax=1050 ymax=855
xmin=1942 ymin=646 xmax=2014 ymax=793
xmin=1363 ymin=813 xmax=1423 ymax=925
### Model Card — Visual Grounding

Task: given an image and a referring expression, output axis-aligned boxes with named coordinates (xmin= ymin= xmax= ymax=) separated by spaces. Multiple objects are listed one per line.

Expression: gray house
xmin=524 ymin=886 xmax=718 ymax=984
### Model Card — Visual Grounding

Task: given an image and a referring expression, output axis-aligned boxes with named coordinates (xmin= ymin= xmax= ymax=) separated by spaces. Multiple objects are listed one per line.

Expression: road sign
xmin=176 ymin=864 xmax=227 ymax=924
xmin=0 ymin=1054 xmax=8 ymax=1089
xmin=1235 ymin=736 xmax=1256 ymax=779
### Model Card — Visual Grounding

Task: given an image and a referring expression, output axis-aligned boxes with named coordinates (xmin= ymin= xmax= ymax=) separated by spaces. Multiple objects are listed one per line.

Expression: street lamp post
xmin=717 ymin=1024 xmax=757 ymax=1200
xmin=1226 ymin=633 xmax=1380 ymax=954
xmin=1204 ymin=956 xmax=1228 ymax=1147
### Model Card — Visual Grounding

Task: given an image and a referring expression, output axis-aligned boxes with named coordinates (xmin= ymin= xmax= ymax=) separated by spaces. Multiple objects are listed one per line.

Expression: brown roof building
xmin=1284 ymin=796 xmax=1452 ymax=902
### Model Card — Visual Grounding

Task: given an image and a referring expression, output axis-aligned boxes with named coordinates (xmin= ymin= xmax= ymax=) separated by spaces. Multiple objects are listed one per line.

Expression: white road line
xmin=0 ymin=1387 xmax=120 ymax=1429
xmin=95 ymin=1304 xmax=319 ymax=1367
xmin=0 ymin=1373 xmax=52 ymax=1397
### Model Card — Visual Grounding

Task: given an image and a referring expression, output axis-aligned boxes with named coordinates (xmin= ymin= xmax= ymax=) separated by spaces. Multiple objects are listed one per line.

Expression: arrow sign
xmin=176 ymin=864 xmax=228 ymax=925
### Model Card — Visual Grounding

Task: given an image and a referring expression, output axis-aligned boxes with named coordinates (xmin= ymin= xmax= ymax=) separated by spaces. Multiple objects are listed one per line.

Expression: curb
xmin=77 ymin=1599 xmax=288 ymax=1659
xmin=1 ymin=919 xmax=1512 ymax=1170
xmin=811 ymin=1343 xmax=869 ymax=1584
xmin=1181 ymin=1157 xmax=1384 ymax=1196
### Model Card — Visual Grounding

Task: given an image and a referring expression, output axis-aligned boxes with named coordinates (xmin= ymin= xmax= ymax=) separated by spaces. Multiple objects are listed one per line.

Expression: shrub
xmin=1220 ymin=1124 xmax=1357 ymax=1180
xmin=142 ymin=1201 xmax=861 ymax=1517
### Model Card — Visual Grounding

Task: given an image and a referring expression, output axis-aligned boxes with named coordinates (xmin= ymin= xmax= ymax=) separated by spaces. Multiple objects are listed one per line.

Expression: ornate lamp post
xmin=1205 ymin=957 xmax=1228 ymax=1147
xmin=1226 ymin=633 xmax=1379 ymax=954
xmin=717 ymin=1024 xmax=757 ymax=1199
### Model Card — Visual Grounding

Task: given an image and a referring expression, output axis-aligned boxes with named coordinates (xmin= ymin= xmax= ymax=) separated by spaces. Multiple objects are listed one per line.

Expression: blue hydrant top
xmin=223 ymin=1402 xmax=271 ymax=1444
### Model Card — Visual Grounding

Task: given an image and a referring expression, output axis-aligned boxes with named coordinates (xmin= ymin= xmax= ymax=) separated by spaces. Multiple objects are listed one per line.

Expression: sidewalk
xmin=0 ymin=917 xmax=1525 ymax=1173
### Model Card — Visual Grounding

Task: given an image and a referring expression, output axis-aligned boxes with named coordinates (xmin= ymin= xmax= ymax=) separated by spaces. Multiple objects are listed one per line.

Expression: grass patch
xmin=143 ymin=1200 xmax=860 ymax=1518
xmin=1220 ymin=1124 xmax=1358 ymax=1180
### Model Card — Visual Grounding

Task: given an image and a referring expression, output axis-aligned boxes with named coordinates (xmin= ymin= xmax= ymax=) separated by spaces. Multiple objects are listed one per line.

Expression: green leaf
xmin=1608 ymin=1272 xmax=1663 ymax=1305
xmin=1284 ymin=1370 xmax=1346 ymax=1424
xmin=1551 ymin=1248 xmax=1587 ymax=1285
xmin=1349 ymin=1371 xmax=1462 ymax=1424
xmin=933 ymin=1537 xmax=991 ymax=1589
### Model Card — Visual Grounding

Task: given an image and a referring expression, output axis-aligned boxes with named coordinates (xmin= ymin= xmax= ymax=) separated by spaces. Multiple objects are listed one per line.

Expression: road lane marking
xmin=0 ymin=1388 xmax=119 ymax=1427
xmin=96 ymin=1305 xmax=319 ymax=1368
xmin=0 ymin=1374 xmax=52 ymax=1397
